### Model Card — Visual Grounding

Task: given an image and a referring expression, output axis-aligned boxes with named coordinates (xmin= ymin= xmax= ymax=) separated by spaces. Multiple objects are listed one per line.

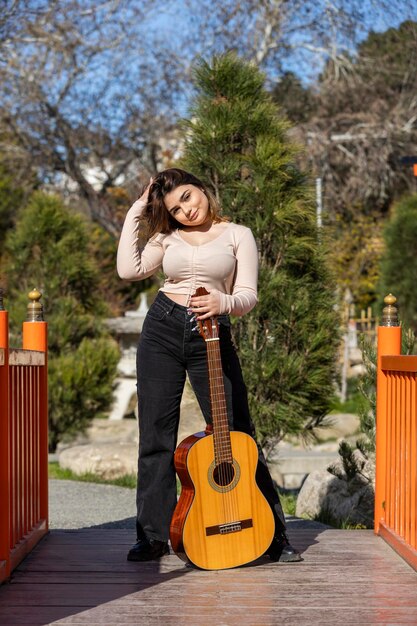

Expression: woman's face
xmin=163 ymin=184 xmax=210 ymax=228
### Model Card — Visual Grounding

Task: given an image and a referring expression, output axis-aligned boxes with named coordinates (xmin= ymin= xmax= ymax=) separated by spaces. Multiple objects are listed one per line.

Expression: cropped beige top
xmin=117 ymin=200 xmax=258 ymax=316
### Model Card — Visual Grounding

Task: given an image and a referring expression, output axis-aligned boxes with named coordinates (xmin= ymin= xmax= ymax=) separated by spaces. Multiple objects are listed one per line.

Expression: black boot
xmin=267 ymin=531 xmax=303 ymax=563
xmin=127 ymin=537 xmax=170 ymax=562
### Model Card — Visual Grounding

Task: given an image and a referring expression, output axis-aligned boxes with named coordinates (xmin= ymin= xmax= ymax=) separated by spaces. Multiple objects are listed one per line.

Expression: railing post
xmin=22 ymin=289 xmax=48 ymax=530
xmin=0 ymin=288 xmax=11 ymax=581
xmin=375 ymin=294 xmax=402 ymax=533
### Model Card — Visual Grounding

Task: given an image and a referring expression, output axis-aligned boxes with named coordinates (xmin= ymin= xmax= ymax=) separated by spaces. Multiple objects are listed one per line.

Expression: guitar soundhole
xmin=213 ymin=462 xmax=235 ymax=487
xmin=208 ymin=458 xmax=240 ymax=492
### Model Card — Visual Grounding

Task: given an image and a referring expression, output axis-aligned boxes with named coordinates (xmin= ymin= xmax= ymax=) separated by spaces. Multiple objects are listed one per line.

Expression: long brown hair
xmin=141 ymin=168 xmax=226 ymax=238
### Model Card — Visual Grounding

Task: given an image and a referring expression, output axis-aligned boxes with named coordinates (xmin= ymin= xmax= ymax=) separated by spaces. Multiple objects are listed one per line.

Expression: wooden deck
xmin=0 ymin=526 xmax=417 ymax=625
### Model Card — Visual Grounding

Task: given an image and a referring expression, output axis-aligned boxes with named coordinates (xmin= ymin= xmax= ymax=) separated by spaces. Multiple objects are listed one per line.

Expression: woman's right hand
xmin=138 ymin=177 xmax=153 ymax=203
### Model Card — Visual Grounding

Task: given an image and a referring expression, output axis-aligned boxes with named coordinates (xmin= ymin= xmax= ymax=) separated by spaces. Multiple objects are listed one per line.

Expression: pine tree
xmin=180 ymin=53 xmax=340 ymax=453
xmin=3 ymin=192 xmax=119 ymax=450
xmin=0 ymin=165 xmax=24 ymax=255
xmin=379 ymin=195 xmax=417 ymax=331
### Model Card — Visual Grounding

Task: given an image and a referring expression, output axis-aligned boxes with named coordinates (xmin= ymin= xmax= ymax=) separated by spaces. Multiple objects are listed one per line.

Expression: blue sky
xmin=11 ymin=1 xmax=416 ymax=131
xmin=151 ymin=0 xmax=417 ymax=85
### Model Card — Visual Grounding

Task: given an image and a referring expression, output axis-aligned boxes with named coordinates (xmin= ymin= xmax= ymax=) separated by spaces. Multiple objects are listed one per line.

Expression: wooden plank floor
xmin=0 ymin=528 xmax=416 ymax=625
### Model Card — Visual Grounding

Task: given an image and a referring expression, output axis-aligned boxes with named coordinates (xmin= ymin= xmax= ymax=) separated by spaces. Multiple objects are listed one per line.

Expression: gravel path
xmin=48 ymin=479 xmax=327 ymax=531
xmin=48 ymin=479 xmax=137 ymax=530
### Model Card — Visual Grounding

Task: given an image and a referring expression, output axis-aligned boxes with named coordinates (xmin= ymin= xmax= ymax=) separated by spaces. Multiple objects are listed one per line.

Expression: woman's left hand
xmin=190 ymin=289 xmax=221 ymax=320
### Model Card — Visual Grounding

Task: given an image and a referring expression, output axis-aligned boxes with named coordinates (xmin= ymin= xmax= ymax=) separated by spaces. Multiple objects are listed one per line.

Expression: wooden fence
xmin=375 ymin=294 xmax=417 ymax=571
xmin=0 ymin=289 xmax=48 ymax=584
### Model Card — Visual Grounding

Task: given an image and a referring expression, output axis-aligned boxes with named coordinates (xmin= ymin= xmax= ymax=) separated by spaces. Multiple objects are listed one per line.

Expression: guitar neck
xmin=206 ymin=339 xmax=233 ymax=464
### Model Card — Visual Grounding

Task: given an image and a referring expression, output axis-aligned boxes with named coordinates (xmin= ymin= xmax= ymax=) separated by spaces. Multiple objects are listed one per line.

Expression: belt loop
xmin=166 ymin=300 xmax=176 ymax=315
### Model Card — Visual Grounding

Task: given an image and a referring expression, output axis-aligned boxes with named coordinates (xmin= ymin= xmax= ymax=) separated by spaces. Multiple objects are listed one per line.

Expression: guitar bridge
xmin=220 ymin=522 xmax=241 ymax=534
xmin=205 ymin=518 xmax=253 ymax=536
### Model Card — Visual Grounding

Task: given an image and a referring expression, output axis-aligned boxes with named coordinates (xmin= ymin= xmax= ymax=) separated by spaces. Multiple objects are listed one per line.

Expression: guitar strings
xmin=205 ymin=318 xmax=239 ymax=534
xmin=213 ymin=340 xmax=240 ymax=526
xmin=208 ymin=340 xmax=231 ymax=524
xmin=208 ymin=334 xmax=240 ymax=527
xmin=211 ymin=340 xmax=233 ymax=521
xmin=207 ymin=340 xmax=230 ymax=525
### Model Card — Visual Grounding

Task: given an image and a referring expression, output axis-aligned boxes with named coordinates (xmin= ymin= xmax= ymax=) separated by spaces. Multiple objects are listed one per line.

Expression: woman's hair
xmin=141 ymin=168 xmax=226 ymax=237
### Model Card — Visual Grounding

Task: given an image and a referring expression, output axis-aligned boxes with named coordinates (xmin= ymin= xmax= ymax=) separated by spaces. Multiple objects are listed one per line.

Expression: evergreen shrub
xmin=379 ymin=194 xmax=417 ymax=332
xmin=3 ymin=192 xmax=119 ymax=450
xmin=180 ymin=53 xmax=340 ymax=453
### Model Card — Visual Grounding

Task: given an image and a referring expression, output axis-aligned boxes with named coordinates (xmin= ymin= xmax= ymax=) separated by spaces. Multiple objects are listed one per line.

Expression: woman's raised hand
xmin=138 ymin=177 xmax=153 ymax=203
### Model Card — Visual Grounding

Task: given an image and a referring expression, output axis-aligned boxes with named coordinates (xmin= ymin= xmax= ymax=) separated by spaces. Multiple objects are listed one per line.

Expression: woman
xmin=117 ymin=168 xmax=301 ymax=564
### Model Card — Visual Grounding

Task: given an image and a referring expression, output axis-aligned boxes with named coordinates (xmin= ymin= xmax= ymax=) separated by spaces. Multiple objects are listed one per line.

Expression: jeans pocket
xmin=146 ymin=302 xmax=168 ymax=321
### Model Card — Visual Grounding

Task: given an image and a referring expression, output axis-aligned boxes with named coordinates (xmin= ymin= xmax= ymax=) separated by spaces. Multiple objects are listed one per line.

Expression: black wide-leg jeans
xmin=135 ymin=290 xmax=286 ymax=542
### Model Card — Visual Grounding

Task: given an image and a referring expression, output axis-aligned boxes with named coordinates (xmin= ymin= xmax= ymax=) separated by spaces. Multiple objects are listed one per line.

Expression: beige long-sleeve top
xmin=117 ymin=200 xmax=258 ymax=316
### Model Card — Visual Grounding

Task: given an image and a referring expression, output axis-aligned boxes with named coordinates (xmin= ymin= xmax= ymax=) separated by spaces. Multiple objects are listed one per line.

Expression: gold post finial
xmin=381 ymin=294 xmax=399 ymax=327
xmin=27 ymin=288 xmax=44 ymax=322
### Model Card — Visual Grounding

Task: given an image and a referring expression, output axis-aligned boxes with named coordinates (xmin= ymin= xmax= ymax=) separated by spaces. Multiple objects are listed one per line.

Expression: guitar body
xmin=170 ymin=430 xmax=275 ymax=570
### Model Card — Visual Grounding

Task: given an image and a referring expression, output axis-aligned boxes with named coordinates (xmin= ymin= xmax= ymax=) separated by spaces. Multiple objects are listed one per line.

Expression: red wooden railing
xmin=0 ymin=289 xmax=48 ymax=584
xmin=375 ymin=294 xmax=417 ymax=571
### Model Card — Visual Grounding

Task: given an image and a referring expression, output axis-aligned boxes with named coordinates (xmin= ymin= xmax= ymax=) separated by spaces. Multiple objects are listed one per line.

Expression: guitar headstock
xmin=193 ymin=287 xmax=219 ymax=342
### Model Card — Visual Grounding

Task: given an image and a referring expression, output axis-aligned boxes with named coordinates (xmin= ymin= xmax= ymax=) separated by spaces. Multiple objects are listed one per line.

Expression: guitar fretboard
xmin=206 ymin=340 xmax=232 ymax=464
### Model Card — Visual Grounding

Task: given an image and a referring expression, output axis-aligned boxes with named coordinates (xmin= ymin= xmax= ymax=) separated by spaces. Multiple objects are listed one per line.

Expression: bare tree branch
xmin=1 ymin=0 xmax=416 ymax=237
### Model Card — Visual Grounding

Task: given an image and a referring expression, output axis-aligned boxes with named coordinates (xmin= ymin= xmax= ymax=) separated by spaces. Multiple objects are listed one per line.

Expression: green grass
xmin=49 ymin=462 xmax=182 ymax=492
xmin=278 ymin=493 xmax=297 ymax=516
xmin=328 ymin=376 xmax=367 ymax=416
xmin=328 ymin=392 xmax=364 ymax=416
xmin=48 ymin=462 xmax=137 ymax=489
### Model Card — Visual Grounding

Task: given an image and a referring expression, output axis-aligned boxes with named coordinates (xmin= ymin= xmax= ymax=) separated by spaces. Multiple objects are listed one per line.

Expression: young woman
xmin=117 ymin=168 xmax=301 ymax=564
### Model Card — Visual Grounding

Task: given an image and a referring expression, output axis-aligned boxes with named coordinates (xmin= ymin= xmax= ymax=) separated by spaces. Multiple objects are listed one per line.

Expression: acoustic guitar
xmin=169 ymin=288 xmax=275 ymax=570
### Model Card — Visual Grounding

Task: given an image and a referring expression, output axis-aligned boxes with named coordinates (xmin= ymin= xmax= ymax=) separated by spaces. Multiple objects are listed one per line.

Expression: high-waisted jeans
xmin=135 ymin=290 xmax=286 ymax=542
